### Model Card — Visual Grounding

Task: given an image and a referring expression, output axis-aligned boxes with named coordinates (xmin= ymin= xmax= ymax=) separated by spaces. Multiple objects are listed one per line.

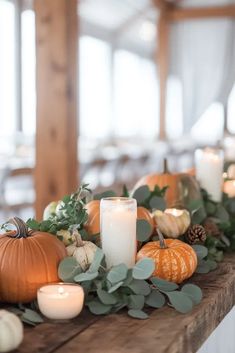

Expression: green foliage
xmin=58 ymin=249 xmax=203 ymax=319
xmin=26 ymin=185 xmax=90 ymax=237
xmin=136 ymin=219 xmax=153 ymax=242
xmin=132 ymin=185 xmax=167 ymax=210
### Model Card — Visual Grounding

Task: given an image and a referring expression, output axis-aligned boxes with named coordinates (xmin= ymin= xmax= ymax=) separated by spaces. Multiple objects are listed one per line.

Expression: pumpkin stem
xmin=163 ymin=158 xmax=170 ymax=174
xmin=157 ymin=228 xmax=168 ymax=249
xmin=7 ymin=217 xmax=28 ymax=238
xmin=73 ymin=230 xmax=84 ymax=247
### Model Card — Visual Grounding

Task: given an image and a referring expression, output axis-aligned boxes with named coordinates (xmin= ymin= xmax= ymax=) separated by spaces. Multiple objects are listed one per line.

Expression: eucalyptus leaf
xmin=87 ymin=300 xmax=112 ymax=315
xmin=132 ymin=258 xmax=155 ymax=280
xmin=165 ymin=291 xmax=193 ymax=314
xmin=58 ymin=257 xmax=82 ymax=282
xmin=128 ymin=309 xmax=148 ymax=320
xmin=181 ymin=284 xmax=203 ymax=305
xmin=136 ymin=219 xmax=152 ymax=242
xmin=151 ymin=277 xmax=179 ymax=291
xmin=22 ymin=309 xmax=44 ymax=324
xmin=127 ymin=279 xmax=151 ymax=296
xmin=97 ymin=288 xmax=117 ymax=305
xmin=215 ymin=204 xmax=230 ymax=222
xmin=206 ymin=259 xmax=218 ymax=271
xmin=187 ymin=199 xmax=203 ymax=212
xmin=89 ymin=248 xmax=104 ymax=273
xmin=128 ymin=295 xmax=145 ymax=310
xmin=107 ymin=264 xmax=128 ymax=284
xmin=191 ymin=245 xmax=208 ymax=260
xmin=191 ymin=207 xmax=207 ymax=225
xmin=122 ymin=269 xmax=133 ymax=286
xmin=145 ymin=290 xmax=165 ymax=308
xmin=195 ymin=260 xmax=210 ymax=274
xmin=108 ymin=281 xmax=124 ymax=293
xmin=149 ymin=196 xmax=166 ymax=211
xmin=74 ymin=271 xmax=99 ymax=282
xmin=94 ymin=190 xmax=117 ymax=200
xmin=132 ymin=185 xmax=151 ymax=204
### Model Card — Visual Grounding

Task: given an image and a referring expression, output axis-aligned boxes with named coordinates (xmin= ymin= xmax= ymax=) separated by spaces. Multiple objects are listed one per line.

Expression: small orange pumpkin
xmin=0 ymin=217 xmax=67 ymax=303
xmin=84 ymin=200 xmax=101 ymax=235
xmin=85 ymin=201 xmax=154 ymax=236
xmin=137 ymin=230 xmax=197 ymax=283
xmin=133 ymin=159 xmax=201 ymax=208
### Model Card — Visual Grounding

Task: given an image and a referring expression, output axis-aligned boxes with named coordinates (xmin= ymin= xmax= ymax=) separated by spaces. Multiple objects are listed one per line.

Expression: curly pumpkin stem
xmin=73 ymin=230 xmax=84 ymax=247
xmin=157 ymin=228 xmax=168 ymax=249
xmin=7 ymin=217 xmax=28 ymax=238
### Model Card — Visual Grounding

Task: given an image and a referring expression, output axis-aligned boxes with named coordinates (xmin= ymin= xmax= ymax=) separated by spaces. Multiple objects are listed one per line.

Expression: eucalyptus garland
xmin=3 ymin=178 xmax=235 ymax=324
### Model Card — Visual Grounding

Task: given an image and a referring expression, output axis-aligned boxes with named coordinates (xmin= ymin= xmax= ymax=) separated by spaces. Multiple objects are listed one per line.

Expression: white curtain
xmin=169 ymin=0 xmax=235 ymax=133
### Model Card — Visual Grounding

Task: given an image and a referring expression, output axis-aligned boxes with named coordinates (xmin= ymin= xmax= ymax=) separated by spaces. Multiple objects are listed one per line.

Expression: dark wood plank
xmin=34 ymin=0 xmax=78 ymax=219
xmin=14 ymin=311 xmax=99 ymax=353
xmin=54 ymin=255 xmax=235 ymax=353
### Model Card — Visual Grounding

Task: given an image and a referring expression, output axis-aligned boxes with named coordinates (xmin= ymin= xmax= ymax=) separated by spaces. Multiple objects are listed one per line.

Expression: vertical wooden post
xmin=157 ymin=2 xmax=170 ymax=140
xmin=34 ymin=0 xmax=78 ymax=219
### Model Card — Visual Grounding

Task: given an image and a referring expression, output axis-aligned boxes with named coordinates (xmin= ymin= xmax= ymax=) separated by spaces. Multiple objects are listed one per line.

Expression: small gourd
xmin=153 ymin=208 xmax=190 ymax=238
xmin=66 ymin=231 xmax=98 ymax=271
xmin=0 ymin=310 xmax=23 ymax=352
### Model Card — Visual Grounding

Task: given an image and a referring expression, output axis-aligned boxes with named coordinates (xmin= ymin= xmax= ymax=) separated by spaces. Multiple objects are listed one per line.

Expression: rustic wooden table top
xmin=6 ymin=254 xmax=235 ymax=353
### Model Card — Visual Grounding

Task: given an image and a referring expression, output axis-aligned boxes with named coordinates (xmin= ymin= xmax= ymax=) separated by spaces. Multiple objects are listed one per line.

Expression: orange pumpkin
xmin=137 ymin=230 xmax=197 ymax=283
xmin=133 ymin=159 xmax=201 ymax=208
xmin=84 ymin=200 xmax=101 ymax=235
xmin=85 ymin=200 xmax=155 ymax=236
xmin=0 ymin=217 xmax=66 ymax=303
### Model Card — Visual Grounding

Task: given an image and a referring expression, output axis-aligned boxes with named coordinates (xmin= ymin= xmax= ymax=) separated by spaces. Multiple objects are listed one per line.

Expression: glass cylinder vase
xmin=100 ymin=197 xmax=137 ymax=269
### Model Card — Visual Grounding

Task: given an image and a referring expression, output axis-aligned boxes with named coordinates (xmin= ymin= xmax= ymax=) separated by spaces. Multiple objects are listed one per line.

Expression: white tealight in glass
xmin=195 ymin=148 xmax=224 ymax=202
xmin=100 ymin=197 xmax=137 ymax=269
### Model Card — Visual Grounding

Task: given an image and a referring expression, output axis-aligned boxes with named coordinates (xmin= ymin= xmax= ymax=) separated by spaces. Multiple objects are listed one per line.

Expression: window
xmin=21 ymin=9 xmax=36 ymax=135
xmin=0 ymin=0 xmax=16 ymax=135
xmin=0 ymin=0 xmax=36 ymax=141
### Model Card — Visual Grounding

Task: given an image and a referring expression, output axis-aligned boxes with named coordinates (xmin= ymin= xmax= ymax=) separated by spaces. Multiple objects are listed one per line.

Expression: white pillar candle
xmin=37 ymin=283 xmax=84 ymax=320
xmin=100 ymin=197 xmax=137 ymax=269
xmin=195 ymin=148 xmax=224 ymax=202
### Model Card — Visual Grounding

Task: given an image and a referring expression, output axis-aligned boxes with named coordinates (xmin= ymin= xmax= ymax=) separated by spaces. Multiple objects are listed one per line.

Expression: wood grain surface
xmin=8 ymin=254 xmax=235 ymax=353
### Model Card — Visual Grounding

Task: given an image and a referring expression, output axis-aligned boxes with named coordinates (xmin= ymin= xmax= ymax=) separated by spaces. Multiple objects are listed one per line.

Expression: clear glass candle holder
xmin=100 ymin=197 xmax=137 ymax=269
xmin=195 ymin=147 xmax=224 ymax=202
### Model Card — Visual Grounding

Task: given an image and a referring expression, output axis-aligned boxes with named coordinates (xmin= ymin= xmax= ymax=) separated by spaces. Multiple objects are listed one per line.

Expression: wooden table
xmin=10 ymin=254 xmax=235 ymax=353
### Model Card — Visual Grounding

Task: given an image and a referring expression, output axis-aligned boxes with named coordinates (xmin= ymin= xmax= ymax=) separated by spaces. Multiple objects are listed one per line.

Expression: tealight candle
xmin=224 ymin=180 xmax=235 ymax=198
xmin=37 ymin=283 xmax=84 ymax=320
xmin=195 ymin=148 xmax=224 ymax=202
xmin=100 ymin=197 xmax=137 ymax=268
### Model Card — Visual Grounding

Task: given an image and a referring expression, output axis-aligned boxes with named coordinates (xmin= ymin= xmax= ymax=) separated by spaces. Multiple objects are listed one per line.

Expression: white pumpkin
xmin=43 ymin=201 xmax=58 ymax=220
xmin=0 ymin=310 xmax=23 ymax=352
xmin=154 ymin=208 xmax=191 ymax=238
xmin=66 ymin=231 xmax=98 ymax=271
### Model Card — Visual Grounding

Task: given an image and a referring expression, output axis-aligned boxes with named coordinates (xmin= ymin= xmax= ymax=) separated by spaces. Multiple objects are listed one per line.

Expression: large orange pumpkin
xmin=85 ymin=201 xmax=155 ymax=235
xmin=133 ymin=160 xmax=201 ymax=208
xmin=0 ymin=217 xmax=67 ymax=303
xmin=137 ymin=230 xmax=197 ymax=283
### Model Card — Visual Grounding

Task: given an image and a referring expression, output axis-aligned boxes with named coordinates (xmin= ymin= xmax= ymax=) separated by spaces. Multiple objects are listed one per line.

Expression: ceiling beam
xmin=169 ymin=4 xmax=235 ymax=21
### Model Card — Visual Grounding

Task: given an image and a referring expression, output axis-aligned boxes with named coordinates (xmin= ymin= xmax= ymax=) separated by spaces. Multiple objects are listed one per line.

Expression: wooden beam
xmin=34 ymin=0 xmax=78 ymax=219
xmin=157 ymin=5 xmax=169 ymax=140
xmin=169 ymin=5 xmax=235 ymax=21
